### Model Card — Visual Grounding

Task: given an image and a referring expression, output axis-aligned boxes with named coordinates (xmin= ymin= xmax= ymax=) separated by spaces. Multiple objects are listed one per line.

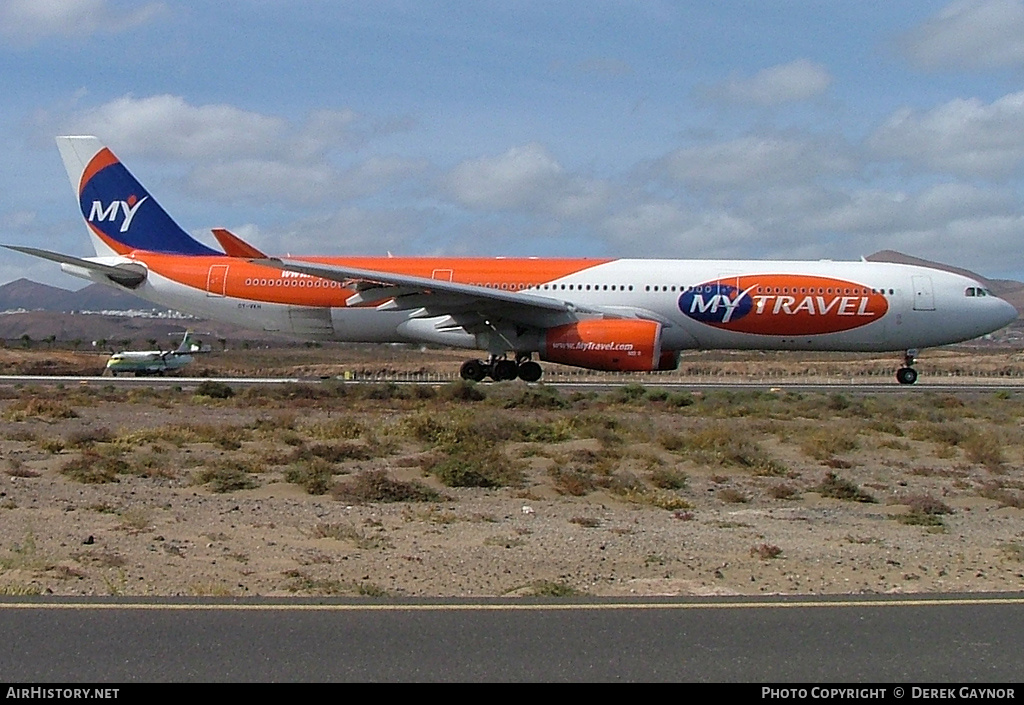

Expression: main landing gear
xmin=460 ymin=354 xmax=543 ymax=383
xmin=896 ymin=349 xmax=919 ymax=385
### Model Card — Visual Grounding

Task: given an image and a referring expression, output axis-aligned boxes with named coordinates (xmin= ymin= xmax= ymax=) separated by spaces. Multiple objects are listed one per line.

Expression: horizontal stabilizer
xmin=4 ymin=245 xmax=147 ymax=288
xmin=211 ymin=228 xmax=267 ymax=258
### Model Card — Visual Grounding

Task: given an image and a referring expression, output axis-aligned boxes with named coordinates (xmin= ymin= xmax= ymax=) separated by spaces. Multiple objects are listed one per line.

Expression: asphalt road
xmin=1 ymin=595 xmax=1022 ymax=682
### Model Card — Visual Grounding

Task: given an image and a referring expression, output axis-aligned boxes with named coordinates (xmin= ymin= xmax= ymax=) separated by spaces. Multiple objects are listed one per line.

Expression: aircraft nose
xmin=997 ymin=298 xmax=1019 ymax=329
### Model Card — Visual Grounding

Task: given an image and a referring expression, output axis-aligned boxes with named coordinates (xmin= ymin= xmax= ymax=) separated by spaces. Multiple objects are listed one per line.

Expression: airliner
xmin=5 ymin=136 xmax=1018 ymax=384
xmin=105 ymin=330 xmax=201 ymax=376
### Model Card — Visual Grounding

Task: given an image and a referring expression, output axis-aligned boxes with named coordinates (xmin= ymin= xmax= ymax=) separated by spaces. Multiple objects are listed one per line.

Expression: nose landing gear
xmin=896 ymin=349 xmax=918 ymax=385
xmin=459 ymin=354 xmax=543 ymax=382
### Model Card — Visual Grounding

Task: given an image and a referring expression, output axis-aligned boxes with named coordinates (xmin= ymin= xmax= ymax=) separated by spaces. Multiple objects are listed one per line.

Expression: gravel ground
xmin=2 ymin=386 xmax=1024 ymax=599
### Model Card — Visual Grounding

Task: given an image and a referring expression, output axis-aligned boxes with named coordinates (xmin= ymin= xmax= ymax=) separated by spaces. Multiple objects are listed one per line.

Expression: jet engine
xmin=541 ymin=319 xmax=666 ymax=372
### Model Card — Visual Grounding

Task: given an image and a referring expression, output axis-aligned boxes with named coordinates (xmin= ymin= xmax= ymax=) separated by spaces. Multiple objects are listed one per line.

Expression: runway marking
xmin=1 ymin=596 xmax=1023 ymax=611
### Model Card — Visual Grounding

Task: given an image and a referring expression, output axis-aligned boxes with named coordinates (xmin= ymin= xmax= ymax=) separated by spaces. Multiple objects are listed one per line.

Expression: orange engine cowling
xmin=541 ymin=319 xmax=663 ymax=372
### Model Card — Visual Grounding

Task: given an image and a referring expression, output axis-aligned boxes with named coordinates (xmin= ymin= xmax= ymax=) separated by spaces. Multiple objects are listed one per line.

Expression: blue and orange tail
xmin=56 ymin=136 xmax=221 ymax=257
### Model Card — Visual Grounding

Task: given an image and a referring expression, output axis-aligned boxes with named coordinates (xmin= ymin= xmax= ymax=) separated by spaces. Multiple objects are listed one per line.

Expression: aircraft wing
xmin=4 ymin=246 xmax=147 ymax=288
xmin=250 ymin=257 xmax=601 ymax=330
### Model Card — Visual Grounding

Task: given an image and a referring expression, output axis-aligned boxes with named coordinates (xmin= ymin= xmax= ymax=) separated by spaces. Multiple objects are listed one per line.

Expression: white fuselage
xmin=73 ymin=257 xmax=1017 ymax=355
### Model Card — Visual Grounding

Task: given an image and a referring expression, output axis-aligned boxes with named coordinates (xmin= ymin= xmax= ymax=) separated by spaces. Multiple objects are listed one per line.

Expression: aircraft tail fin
xmin=56 ymin=136 xmax=221 ymax=258
xmin=174 ymin=330 xmax=194 ymax=354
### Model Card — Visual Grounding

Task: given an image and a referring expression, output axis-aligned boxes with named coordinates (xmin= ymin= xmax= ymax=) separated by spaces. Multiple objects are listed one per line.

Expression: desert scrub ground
xmin=2 ymin=379 xmax=1024 ymax=597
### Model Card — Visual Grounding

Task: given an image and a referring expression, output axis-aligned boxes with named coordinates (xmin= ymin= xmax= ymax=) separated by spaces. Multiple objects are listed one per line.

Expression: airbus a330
xmin=6 ymin=136 xmax=1018 ymax=384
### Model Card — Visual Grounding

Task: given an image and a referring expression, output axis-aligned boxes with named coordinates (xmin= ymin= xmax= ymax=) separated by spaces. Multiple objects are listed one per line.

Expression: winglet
xmin=211 ymin=228 xmax=267 ymax=258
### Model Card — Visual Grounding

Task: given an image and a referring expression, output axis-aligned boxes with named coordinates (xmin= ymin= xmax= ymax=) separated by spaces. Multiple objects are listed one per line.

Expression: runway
xmin=2 ymin=374 xmax=1024 ymax=395
xmin=1 ymin=594 xmax=1022 ymax=682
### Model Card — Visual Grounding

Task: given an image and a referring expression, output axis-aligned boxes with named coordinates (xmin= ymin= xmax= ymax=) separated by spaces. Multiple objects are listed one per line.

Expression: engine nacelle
xmin=657 ymin=350 xmax=680 ymax=371
xmin=541 ymin=319 xmax=664 ymax=372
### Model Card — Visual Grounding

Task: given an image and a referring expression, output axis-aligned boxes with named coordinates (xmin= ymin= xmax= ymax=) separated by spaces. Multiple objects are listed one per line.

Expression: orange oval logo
xmin=679 ymin=274 xmax=889 ymax=335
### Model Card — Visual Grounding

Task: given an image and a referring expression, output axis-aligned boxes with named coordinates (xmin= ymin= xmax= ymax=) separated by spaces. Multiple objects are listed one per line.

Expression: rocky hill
xmin=0 ymin=278 xmax=158 ymax=313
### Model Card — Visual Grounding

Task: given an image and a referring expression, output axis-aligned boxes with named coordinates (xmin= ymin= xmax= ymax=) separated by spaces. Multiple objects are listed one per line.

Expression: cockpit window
xmin=965 ymin=287 xmax=993 ymax=297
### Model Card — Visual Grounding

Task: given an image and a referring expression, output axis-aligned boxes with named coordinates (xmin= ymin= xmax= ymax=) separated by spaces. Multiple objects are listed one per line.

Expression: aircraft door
xmin=206 ymin=265 xmax=229 ymax=297
xmin=911 ymin=275 xmax=935 ymax=311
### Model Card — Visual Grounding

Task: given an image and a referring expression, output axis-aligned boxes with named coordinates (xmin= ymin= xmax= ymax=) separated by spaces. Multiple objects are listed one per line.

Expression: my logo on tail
xmin=87 ymin=195 xmax=149 ymax=233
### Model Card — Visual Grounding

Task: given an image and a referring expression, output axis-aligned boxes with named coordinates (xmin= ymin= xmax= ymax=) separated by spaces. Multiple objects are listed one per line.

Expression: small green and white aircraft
xmin=105 ymin=330 xmax=202 ymax=376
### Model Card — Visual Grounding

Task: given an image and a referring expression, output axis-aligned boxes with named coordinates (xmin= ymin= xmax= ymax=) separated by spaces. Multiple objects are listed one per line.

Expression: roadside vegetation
xmin=2 ymin=380 xmax=1023 ymax=527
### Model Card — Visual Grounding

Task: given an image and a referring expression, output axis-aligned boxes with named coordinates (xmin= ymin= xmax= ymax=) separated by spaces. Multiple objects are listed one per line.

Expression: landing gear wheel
xmin=517 ymin=360 xmax=542 ymax=382
xmin=460 ymin=359 xmax=487 ymax=382
xmin=491 ymin=359 xmax=519 ymax=381
xmin=896 ymin=367 xmax=918 ymax=385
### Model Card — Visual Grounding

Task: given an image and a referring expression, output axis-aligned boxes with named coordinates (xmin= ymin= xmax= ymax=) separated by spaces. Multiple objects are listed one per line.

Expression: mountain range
xmin=0 ymin=278 xmax=159 ymax=313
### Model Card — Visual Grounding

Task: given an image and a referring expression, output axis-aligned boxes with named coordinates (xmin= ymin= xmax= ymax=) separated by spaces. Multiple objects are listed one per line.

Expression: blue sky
xmin=4 ymin=1 xmax=1024 ymax=288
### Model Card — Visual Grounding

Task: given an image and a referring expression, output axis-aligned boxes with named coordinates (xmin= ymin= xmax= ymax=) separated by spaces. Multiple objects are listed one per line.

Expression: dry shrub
xmin=195 ymin=380 xmax=234 ymax=399
xmin=302 ymin=417 xmax=367 ymax=440
xmin=750 ymin=543 xmax=783 ymax=559
xmin=961 ymin=430 xmax=1006 ymax=472
xmin=60 ymin=451 xmax=128 ymax=483
xmin=800 ymin=429 xmax=858 ymax=461
xmin=978 ymin=482 xmax=1024 ymax=509
xmin=895 ymin=493 xmax=953 ymax=528
xmin=903 ymin=494 xmax=954 ymax=516
xmin=623 ymin=490 xmax=692 ymax=510
xmin=5 ymin=458 xmax=38 ymax=478
xmin=769 ymin=483 xmax=800 ymax=500
xmin=65 ymin=427 xmax=115 ymax=448
xmin=284 ymin=457 xmax=336 ymax=495
xmin=3 ymin=398 xmax=78 ymax=421
xmin=549 ymin=466 xmax=597 ymax=496
xmin=718 ymin=488 xmax=749 ymax=504
xmin=311 ymin=522 xmax=389 ymax=549
xmin=191 ymin=462 xmax=260 ymax=493
xmin=650 ymin=467 xmax=688 ymax=490
xmin=910 ymin=422 xmax=969 ymax=447
xmin=424 ymin=444 xmax=524 ymax=488
xmin=866 ymin=419 xmax=904 ymax=437
xmin=670 ymin=424 xmax=787 ymax=475
xmin=816 ymin=472 xmax=876 ymax=503
xmin=331 ymin=469 xmax=442 ymax=503
xmin=497 ymin=385 xmax=568 ymax=409
xmin=437 ymin=380 xmax=486 ymax=402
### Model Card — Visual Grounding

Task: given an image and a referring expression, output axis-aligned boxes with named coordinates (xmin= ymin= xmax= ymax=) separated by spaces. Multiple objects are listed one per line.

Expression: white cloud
xmin=445 ymin=143 xmax=611 ymax=219
xmin=186 ymin=160 xmax=338 ymax=205
xmin=271 ymin=207 xmax=441 ymax=256
xmin=600 ymin=201 xmax=766 ymax=259
xmin=901 ymin=0 xmax=1024 ymax=70
xmin=65 ymin=95 xmax=356 ymax=161
xmin=54 ymin=94 xmax=419 ymax=205
xmin=706 ymin=59 xmax=832 ymax=106
xmin=869 ymin=91 xmax=1024 ymax=178
xmin=186 ymin=155 xmax=426 ymax=205
xmin=0 ymin=0 xmax=164 ymax=45
xmin=661 ymin=135 xmax=853 ymax=188
xmin=803 ymin=183 xmax=1010 ymax=234
xmin=446 ymin=143 xmax=563 ymax=209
